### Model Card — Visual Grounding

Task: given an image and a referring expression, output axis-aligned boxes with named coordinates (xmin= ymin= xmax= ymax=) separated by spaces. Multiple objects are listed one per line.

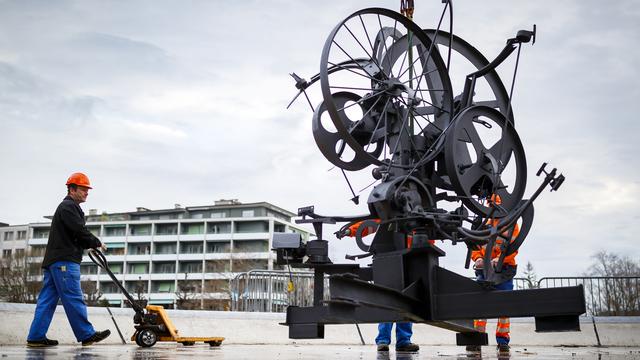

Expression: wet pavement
xmin=1 ymin=344 xmax=640 ymax=360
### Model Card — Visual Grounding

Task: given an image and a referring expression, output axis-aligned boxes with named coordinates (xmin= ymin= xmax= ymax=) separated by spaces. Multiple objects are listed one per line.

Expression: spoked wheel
xmin=135 ymin=329 xmax=157 ymax=348
xmin=424 ymin=30 xmax=513 ymax=122
xmin=444 ymin=106 xmax=526 ymax=217
xmin=317 ymin=7 xmax=454 ymax=170
xmin=312 ymin=91 xmax=383 ymax=171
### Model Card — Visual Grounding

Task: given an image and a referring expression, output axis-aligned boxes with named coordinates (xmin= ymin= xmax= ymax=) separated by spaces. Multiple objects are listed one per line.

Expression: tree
xmin=586 ymin=251 xmax=640 ymax=316
xmin=0 ymin=250 xmax=41 ymax=303
xmin=521 ymin=261 xmax=538 ymax=289
xmin=175 ymin=274 xmax=200 ymax=310
xmin=81 ymin=281 xmax=104 ymax=306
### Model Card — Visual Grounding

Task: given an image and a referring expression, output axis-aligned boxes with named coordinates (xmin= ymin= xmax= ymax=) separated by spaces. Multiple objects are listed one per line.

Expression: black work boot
xmin=81 ymin=330 xmax=111 ymax=346
xmin=497 ymin=343 xmax=510 ymax=354
xmin=26 ymin=338 xmax=59 ymax=347
xmin=396 ymin=343 xmax=419 ymax=352
xmin=377 ymin=344 xmax=389 ymax=352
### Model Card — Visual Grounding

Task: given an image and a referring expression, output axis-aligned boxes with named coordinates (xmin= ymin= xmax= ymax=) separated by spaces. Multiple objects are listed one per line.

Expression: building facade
xmin=1 ymin=200 xmax=310 ymax=310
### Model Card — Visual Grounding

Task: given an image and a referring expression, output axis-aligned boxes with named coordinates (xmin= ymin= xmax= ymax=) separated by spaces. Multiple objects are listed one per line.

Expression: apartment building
xmin=2 ymin=200 xmax=311 ymax=310
xmin=0 ymin=223 xmax=29 ymax=259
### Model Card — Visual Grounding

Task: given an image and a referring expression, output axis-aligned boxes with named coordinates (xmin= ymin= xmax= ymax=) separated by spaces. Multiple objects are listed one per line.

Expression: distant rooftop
xmin=76 ymin=200 xmax=296 ymax=223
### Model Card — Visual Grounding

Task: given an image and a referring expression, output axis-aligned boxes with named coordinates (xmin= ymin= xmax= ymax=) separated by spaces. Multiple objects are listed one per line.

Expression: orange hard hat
xmin=66 ymin=172 xmax=92 ymax=189
xmin=489 ymin=194 xmax=502 ymax=206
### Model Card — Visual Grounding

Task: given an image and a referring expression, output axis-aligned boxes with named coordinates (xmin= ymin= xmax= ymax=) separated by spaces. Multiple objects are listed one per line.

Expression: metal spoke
xmin=327 ymin=61 xmax=384 ymax=83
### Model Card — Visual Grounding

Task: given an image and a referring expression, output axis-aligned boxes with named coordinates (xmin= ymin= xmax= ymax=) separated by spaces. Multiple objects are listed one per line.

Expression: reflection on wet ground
xmin=4 ymin=344 xmax=640 ymax=360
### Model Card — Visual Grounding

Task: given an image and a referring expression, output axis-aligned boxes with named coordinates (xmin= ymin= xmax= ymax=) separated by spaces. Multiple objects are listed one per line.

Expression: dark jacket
xmin=42 ymin=196 xmax=102 ymax=268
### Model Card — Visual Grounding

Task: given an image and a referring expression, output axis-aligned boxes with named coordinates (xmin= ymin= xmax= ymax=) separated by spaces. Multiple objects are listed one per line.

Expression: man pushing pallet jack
xmin=89 ymin=249 xmax=225 ymax=347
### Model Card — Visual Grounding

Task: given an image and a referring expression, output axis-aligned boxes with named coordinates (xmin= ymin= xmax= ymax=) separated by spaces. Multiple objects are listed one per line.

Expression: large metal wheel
xmin=135 ymin=329 xmax=157 ymax=348
xmin=424 ymin=30 xmax=513 ymax=122
xmin=444 ymin=106 xmax=526 ymax=216
xmin=318 ymin=8 xmax=454 ymax=170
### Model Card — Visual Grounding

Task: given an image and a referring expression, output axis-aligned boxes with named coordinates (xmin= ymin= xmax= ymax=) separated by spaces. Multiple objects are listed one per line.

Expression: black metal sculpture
xmin=276 ymin=5 xmax=584 ymax=346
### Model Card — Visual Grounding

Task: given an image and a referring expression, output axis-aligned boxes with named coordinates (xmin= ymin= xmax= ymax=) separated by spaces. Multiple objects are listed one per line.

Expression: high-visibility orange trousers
xmin=473 ymin=317 xmax=510 ymax=345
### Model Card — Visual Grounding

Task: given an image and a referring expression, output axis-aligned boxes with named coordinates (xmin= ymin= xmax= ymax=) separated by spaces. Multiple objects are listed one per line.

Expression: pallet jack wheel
xmin=133 ymin=331 xmax=142 ymax=347
xmin=180 ymin=341 xmax=196 ymax=346
xmin=136 ymin=329 xmax=157 ymax=348
xmin=207 ymin=340 xmax=222 ymax=347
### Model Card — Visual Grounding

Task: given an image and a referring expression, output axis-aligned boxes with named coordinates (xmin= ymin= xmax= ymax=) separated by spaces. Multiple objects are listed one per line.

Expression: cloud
xmin=0 ymin=0 xmax=638 ymax=277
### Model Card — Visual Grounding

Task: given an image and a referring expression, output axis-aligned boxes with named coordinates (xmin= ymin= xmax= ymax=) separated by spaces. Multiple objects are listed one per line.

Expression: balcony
xmin=152 ymin=254 xmax=177 ymax=262
xmin=154 ymin=235 xmax=178 ymax=242
xmin=233 ymin=232 xmax=269 ymax=240
xmin=128 ymin=235 xmax=152 ymax=243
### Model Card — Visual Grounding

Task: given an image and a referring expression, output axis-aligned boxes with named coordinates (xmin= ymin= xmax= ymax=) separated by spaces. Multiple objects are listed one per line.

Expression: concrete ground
xmin=1 ymin=344 xmax=640 ymax=360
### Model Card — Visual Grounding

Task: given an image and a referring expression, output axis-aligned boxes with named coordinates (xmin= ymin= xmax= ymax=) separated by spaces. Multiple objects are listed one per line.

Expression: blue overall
xmin=27 ymin=261 xmax=96 ymax=342
xmin=375 ymin=322 xmax=413 ymax=346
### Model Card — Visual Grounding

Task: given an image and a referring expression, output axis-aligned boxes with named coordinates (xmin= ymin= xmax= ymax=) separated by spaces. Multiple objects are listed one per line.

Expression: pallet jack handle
xmin=88 ymin=248 xmax=146 ymax=315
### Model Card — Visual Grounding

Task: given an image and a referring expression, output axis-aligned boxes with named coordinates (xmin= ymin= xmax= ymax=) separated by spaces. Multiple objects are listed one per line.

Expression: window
xmin=189 ymin=212 xmax=206 ymax=219
xmin=81 ymin=264 xmax=98 ymax=274
xmin=3 ymin=232 xmax=14 ymax=241
xmin=130 ymin=224 xmax=151 ymax=236
xmin=104 ymin=226 xmax=126 ymax=236
xmin=179 ymin=261 xmax=202 ymax=273
xmin=104 ymin=243 xmax=125 ymax=256
xmin=235 ymin=221 xmax=268 ymax=233
xmin=234 ymin=240 xmax=268 ymax=253
xmin=180 ymin=242 xmax=203 ymax=254
xmin=128 ymin=263 xmax=149 ymax=274
xmin=33 ymin=229 xmax=49 ymax=239
xmin=154 ymin=243 xmax=176 ymax=254
xmin=274 ymin=224 xmax=286 ymax=232
xmin=241 ymin=210 xmax=255 ymax=218
xmin=155 ymin=223 xmax=178 ymax=235
xmin=30 ymin=246 xmax=46 ymax=257
xmin=17 ymin=231 xmax=27 ymax=240
xmin=128 ymin=244 xmax=150 ymax=255
xmin=100 ymin=282 xmax=119 ymax=293
xmin=152 ymin=281 xmax=175 ymax=293
xmin=207 ymin=222 xmax=231 ymax=234
xmin=177 ymin=280 xmax=202 ymax=293
xmin=87 ymin=227 xmax=100 ymax=237
xmin=211 ymin=211 xmax=227 ymax=218
xmin=15 ymin=249 xmax=25 ymax=257
xmin=2 ymin=249 xmax=11 ymax=257
xmin=181 ymin=223 xmax=204 ymax=235
xmin=108 ymin=263 xmax=123 ymax=274
xmin=205 ymin=260 xmax=230 ymax=273
xmin=206 ymin=242 xmax=230 ymax=253
xmin=125 ymin=281 xmax=148 ymax=293
xmin=153 ymin=262 xmax=176 ymax=274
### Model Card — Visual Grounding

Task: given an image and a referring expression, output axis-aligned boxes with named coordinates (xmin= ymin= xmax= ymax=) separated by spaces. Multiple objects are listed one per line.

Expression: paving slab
xmin=1 ymin=344 xmax=640 ymax=360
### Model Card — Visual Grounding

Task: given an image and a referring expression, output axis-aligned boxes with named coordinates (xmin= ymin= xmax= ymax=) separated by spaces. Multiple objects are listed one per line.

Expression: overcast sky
xmin=0 ymin=0 xmax=638 ymax=278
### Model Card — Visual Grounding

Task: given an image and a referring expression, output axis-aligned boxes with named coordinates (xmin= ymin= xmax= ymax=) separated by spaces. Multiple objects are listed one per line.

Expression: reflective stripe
xmin=497 ymin=317 xmax=510 ymax=324
xmin=473 ymin=319 xmax=487 ymax=332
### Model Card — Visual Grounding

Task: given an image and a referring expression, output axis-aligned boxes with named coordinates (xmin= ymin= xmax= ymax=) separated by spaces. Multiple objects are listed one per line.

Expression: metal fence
xmin=229 ymin=271 xmax=640 ymax=316
xmin=538 ymin=277 xmax=640 ymax=316
xmin=230 ymin=270 xmax=330 ymax=312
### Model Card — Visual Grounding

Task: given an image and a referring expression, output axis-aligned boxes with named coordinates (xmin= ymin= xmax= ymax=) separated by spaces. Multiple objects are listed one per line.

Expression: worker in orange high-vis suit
xmin=467 ymin=194 xmax=519 ymax=355
xmin=340 ymin=220 xmax=434 ymax=353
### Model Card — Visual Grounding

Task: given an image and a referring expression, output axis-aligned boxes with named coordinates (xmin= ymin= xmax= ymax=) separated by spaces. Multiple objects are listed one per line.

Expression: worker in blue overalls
xmin=26 ymin=173 xmax=111 ymax=347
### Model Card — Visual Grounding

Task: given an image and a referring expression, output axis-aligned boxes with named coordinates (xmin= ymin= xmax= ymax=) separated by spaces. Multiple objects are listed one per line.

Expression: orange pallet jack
xmin=89 ymin=249 xmax=225 ymax=348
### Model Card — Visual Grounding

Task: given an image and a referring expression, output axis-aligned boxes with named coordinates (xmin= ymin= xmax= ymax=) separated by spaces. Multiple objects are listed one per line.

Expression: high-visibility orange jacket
xmin=471 ymin=218 xmax=519 ymax=266
xmin=346 ymin=220 xmax=434 ymax=248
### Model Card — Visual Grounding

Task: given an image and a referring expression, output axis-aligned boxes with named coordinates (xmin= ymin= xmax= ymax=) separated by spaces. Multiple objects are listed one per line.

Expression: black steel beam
xmin=434 ymin=285 xmax=586 ymax=320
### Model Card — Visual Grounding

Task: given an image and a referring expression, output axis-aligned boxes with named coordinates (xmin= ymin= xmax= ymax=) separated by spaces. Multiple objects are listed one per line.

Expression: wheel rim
xmin=140 ymin=330 xmax=156 ymax=346
xmin=319 ymin=7 xmax=454 ymax=170
xmin=424 ymin=29 xmax=513 ymax=123
xmin=444 ymin=106 xmax=526 ymax=216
